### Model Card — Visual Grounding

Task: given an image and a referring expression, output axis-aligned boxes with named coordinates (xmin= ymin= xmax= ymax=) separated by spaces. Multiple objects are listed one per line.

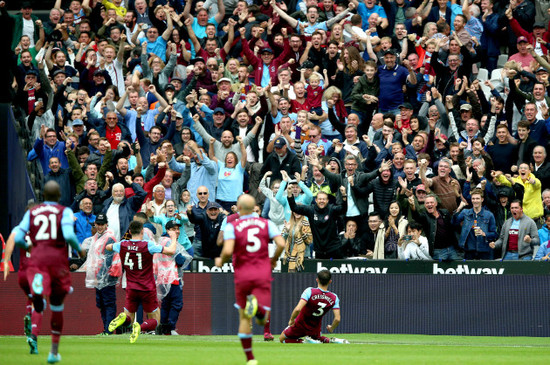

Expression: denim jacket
xmin=452 ymin=206 xmax=497 ymax=252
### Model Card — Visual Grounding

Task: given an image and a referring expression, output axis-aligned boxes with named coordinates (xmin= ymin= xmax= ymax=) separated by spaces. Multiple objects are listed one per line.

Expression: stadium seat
xmin=477 ymin=68 xmax=489 ymax=82
xmin=497 ymin=54 xmax=509 ymax=69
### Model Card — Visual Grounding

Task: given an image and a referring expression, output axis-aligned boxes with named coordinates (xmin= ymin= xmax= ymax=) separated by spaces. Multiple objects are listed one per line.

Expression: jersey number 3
xmin=124 ymin=253 xmax=143 ymax=270
xmin=246 ymin=228 xmax=261 ymax=253
xmin=33 ymin=214 xmax=58 ymax=240
xmin=313 ymin=302 xmax=327 ymax=317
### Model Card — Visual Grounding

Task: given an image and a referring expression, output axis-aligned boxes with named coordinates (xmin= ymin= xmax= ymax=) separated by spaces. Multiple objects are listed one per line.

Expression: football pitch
xmin=1 ymin=334 xmax=549 ymax=365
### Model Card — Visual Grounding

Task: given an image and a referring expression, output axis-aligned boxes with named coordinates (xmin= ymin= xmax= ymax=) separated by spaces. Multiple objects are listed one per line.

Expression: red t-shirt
xmin=105 ymin=125 xmax=122 ymax=149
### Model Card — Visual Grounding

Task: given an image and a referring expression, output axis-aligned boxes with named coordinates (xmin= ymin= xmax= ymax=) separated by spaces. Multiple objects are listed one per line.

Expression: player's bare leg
xmin=238 ymin=309 xmax=257 ymax=364
xmin=46 ymin=295 xmax=67 ymax=364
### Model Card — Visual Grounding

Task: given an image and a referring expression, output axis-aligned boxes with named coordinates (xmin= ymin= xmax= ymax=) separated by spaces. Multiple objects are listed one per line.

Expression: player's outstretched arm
xmin=215 ymin=239 xmax=235 ymax=267
xmin=326 ymin=308 xmax=341 ymax=333
xmin=271 ymin=235 xmax=285 ymax=269
xmin=2 ymin=231 xmax=16 ymax=281
xmin=288 ymin=299 xmax=307 ymax=327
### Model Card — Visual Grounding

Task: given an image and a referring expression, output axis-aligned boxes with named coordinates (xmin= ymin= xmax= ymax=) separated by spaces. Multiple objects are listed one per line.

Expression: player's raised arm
xmin=326 ymin=308 xmax=341 ymax=333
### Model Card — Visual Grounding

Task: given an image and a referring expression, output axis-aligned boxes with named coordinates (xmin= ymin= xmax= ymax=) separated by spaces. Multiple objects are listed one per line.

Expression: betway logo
xmin=317 ymin=262 xmax=388 ymax=274
xmin=197 ymin=261 xmax=234 ymax=273
xmin=433 ymin=263 xmax=504 ymax=275
xmin=196 ymin=260 xmax=282 ymax=273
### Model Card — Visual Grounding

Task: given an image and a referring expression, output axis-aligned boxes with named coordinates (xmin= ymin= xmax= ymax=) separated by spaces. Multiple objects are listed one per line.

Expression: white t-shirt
xmin=22 ymin=18 xmax=35 ymax=47
xmin=104 ymin=59 xmax=125 ymax=95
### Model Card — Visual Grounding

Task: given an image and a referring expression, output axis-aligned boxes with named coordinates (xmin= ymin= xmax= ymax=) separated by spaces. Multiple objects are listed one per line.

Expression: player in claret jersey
xmin=216 ymin=194 xmax=285 ymax=365
xmin=280 ymin=269 xmax=348 ymax=344
xmin=13 ymin=181 xmax=86 ymax=364
xmin=106 ymin=220 xmax=178 ymax=343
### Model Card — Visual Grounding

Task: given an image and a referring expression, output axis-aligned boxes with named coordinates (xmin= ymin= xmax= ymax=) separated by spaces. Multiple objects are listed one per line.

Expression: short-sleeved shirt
xmin=192 ymin=17 xmax=219 ymax=39
xmin=296 ymin=21 xmax=328 ymax=37
xmin=139 ymin=36 xmax=168 ymax=62
xmin=16 ymin=202 xmax=74 ymax=268
xmin=112 ymin=239 xmax=163 ymax=291
xmin=224 ymin=215 xmax=280 ymax=283
xmin=216 ymin=160 xmax=245 ymax=202
xmin=294 ymin=287 xmax=340 ymax=332
xmin=357 ymin=4 xmax=387 ymax=31
xmin=378 ymin=64 xmax=410 ymax=111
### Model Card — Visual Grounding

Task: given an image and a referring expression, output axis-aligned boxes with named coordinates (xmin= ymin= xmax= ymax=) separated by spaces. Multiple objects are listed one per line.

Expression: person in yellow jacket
xmin=495 ymin=163 xmax=543 ymax=220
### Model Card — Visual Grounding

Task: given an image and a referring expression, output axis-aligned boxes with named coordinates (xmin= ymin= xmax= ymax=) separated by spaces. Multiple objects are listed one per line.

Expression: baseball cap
xmin=206 ymin=201 xmax=221 ymax=210
xmin=175 ymin=111 xmax=183 ymax=119
xmin=460 ymin=103 xmax=472 ymax=111
xmin=438 ymin=134 xmax=448 ymax=141
xmin=533 ymin=22 xmax=546 ymax=29
xmin=260 ymin=47 xmax=273 ymax=54
xmin=72 ymin=119 xmax=84 ymax=126
xmin=190 ymin=57 xmax=205 ymax=65
xmin=21 ymin=1 xmax=32 ymax=9
xmin=299 ymin=60 xmax=314 ymax=70
xmin=171 ymin=76 xmax=184 ymax=83
xmin=95 ymin=214 xmax=108 ymax=224
xmin=416 ymin=184 xmax=426 ymax=192
xmin=217 ymin=77 xmax=231 ymax=84
xmin=383 ymin=48 xmax=396 ymax=56
xmin=93 ymin=69 xmax=105 ymax=77
xmin=517 ymin=36 xmax=529 ymax=44
xmin=398 ymin=102 xmax=413 ymax=110
xmin=53 ymin=69 xmax=67 ymax=77
xmin=273 ymin=136 xmax=286 ymax=149
xmin=288 ymin=179 xmax=298 ymax=184
xmin=26 ymin=69 xmax=39 ymax=77
xmin=165 ymin=220 xmax=181 ymax=230
xmin=213 ymin=107 xmax=225 ymax=115
xmin=536 ymin=67 xmax=548 ymax=73
xmin=165 ymin=83 xmax=176 ymax=91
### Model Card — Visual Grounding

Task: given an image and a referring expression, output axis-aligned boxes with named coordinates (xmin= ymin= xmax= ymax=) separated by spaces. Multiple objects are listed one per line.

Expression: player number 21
xmin=124 ymin=253 xmax=143 ymax=270
xmin=313 ymin=302 xmax=327 ymax=317
xmin=246 ymin=228 xmax=261 ymax=253
xmin=33 ymin=214 xmax=58 ymax=240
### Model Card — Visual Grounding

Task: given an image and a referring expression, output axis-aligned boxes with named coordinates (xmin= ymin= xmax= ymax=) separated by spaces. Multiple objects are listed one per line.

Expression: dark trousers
xmin=96 ymin=286 xmax=116 ymax=333
xmin=160 ymin=283 xmax=183 ymax=333
xmin=465 ymin=251 xmax=493 ymax=260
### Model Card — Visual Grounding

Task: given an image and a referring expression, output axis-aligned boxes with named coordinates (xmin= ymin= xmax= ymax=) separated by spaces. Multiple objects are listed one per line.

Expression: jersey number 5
xmin=246 ymin=228 xmax=261 ymax=253
xmin=124 ymin=253 xmax=143 ymax=270
xmin=313 ymin=302 xmax=327 ymax=317
xmin=33 ymin=214 xmax=58 ymax=240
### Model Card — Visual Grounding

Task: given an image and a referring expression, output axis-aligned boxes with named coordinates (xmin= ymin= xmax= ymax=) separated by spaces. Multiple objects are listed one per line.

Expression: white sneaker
xmin=330 ymin=337 xmax=349 ymax=344
xmin=170 ymin=330 xmax=179 ymax=336
xmin=303 ymin=336 xmax=322 ymax=344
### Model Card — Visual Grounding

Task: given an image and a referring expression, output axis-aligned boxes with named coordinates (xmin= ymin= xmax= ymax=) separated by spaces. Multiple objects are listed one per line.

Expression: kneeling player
xmin=280 ymin=270 xmax=348 ymax=344
xmin=106 ymin=221 xmax=178 ymax=343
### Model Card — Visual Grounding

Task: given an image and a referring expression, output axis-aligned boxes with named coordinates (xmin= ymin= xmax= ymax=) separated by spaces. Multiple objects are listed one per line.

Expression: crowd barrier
xmin=2 ymin=259 xmax=549 ymax=337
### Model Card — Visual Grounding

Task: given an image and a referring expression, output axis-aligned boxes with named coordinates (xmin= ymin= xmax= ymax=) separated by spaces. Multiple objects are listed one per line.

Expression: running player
xmin=106 ymin=220 xmax=178 ymax=343
xmin=279 ymin=269 xmax=348 ymax=344
xmin=215 ymin=194 xmax=285 ymax=365
xmin=13 ymin=181 xmax=85 ymax=363
xmin=3 ymin=209 xmax=37 ymax=344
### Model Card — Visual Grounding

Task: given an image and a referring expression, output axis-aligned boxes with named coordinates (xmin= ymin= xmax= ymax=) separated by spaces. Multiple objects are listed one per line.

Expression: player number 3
xmin=246 ymin=228 xmax=261 ymax=253
xmin=124 ymin=253 xmax=143 ymax=270
xmin=313 ymin=302 xmax=327 ymax=317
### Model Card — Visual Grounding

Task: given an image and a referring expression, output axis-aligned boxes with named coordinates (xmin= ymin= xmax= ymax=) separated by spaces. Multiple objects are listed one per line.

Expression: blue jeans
xmin=433 ymin=246 xmax=459 ymax=261
xmin=193 ymin=237 xmax=203 ymax=257
xmin=96 ymin=286 xmax=117 ymax=333
xmin=503 ymin=252 xmax=532 ymax=260
xmin=160 ymin=283 xmax=183 ymax=333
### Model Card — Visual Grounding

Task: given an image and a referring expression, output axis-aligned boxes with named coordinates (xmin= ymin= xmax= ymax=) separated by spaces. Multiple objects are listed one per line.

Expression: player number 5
xmin=312 ymin=302 xmax=327 ymax=317
xmin=246 ymin=228 xmax=261 ymax=253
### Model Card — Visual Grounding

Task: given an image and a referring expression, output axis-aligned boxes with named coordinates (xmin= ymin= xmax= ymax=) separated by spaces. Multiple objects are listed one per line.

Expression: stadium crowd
xmin=7 ymin=0 xmax=550 ymax=268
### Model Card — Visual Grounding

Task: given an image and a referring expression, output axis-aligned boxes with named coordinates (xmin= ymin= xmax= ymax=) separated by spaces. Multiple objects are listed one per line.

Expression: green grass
xmin=1 ymin=334 xmax=549 ymax=365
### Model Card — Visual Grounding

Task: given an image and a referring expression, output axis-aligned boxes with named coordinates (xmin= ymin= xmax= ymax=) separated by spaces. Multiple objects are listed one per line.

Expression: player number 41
xmin=124 ymin=253 xmax=143 ymax=270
